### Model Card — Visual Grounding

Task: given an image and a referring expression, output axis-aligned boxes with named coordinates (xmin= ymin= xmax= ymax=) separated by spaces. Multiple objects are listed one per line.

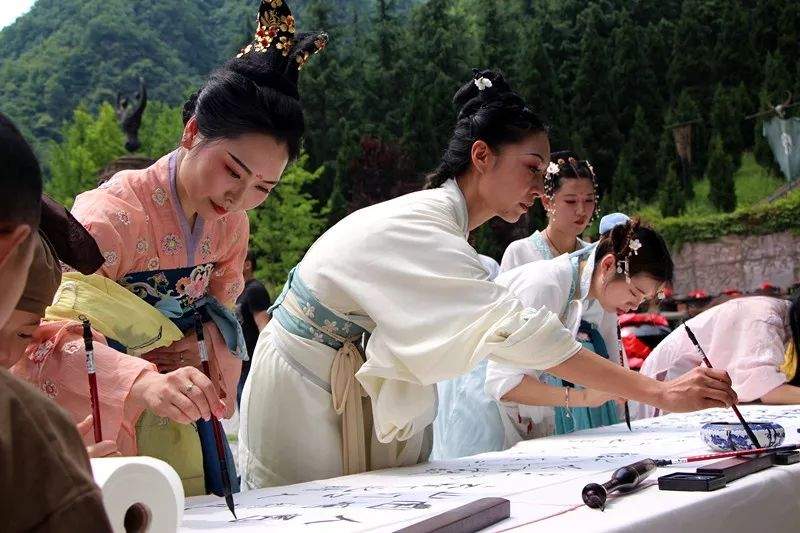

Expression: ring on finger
xmin=184 ymin=382 xmax=194 ymax=394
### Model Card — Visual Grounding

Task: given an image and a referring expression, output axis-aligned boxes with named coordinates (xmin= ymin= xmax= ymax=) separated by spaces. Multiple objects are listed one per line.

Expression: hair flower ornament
xmin=629 ymin=239 xmax=642 ymax=255
xmin=546 ymin=162 xmax=560 ymax=176
xmin=474 ymin=77 xmax=493 ymax=91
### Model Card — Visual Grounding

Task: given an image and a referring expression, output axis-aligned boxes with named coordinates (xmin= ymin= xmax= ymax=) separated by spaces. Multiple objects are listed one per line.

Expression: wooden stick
xmin=394 ymin=498 xmax=510 ymax=533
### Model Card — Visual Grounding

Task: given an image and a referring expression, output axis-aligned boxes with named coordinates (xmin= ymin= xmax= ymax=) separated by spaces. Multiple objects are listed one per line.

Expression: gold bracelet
xmin=564 ymin=387 xmax=572 ymax=419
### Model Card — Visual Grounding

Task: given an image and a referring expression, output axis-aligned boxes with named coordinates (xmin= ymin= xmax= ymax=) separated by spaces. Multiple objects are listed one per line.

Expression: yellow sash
xmin=45 ymin=272 xmax=183 ymax=353
xmin=779 ymin=341 xmax=797 ymax=382
xmin=46 ymin=272 xmax=203 ymax=494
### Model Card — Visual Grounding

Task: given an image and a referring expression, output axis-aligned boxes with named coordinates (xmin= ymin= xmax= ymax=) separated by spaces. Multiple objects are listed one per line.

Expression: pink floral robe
xmin=634 ymin=296 xmax=792 ymax=419
xmin=16 ymin=151 xmax=248 ymax=452
xmin=12 ymin=322 xmax=156 ymax=455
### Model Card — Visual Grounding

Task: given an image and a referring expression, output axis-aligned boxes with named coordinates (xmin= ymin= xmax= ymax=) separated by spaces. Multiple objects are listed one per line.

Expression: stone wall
xmin=671 ymin=230 xmax=800 ymax=294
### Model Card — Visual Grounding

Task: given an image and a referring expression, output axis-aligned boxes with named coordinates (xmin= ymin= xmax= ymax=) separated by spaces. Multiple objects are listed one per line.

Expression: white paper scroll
xmin=92 ymin=456 xmax=184 ymax=533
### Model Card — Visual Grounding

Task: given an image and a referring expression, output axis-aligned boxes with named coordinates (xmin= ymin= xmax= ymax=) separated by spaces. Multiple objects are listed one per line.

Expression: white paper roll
xmin=91 ymin=457 xmax=185 ymax=533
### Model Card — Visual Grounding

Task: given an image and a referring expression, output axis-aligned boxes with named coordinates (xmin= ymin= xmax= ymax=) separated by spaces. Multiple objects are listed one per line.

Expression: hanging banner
xmin=763 ymin=117 xmax=800 ymax=181
xmin=672 ymin=123 xmax=694 ymax=167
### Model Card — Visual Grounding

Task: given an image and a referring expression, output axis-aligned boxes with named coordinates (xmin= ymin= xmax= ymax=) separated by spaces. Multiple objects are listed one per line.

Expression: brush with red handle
xmin=82 ymin=319 xmax=102 ymax=443
xmin=654 ymin=443 xmax=799 ymax=466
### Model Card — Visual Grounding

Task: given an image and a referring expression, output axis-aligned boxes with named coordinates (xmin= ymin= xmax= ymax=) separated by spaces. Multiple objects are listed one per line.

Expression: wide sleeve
xmin=485 ymin=264 xmax=569 ymax=402
xmin=14 ymin=324 xmax=156 ymax=456
xmin=705 ymin=300 xmax=789 ymax=402
xmin=350 ymin=216 xmax=580 ymax=443
xmin=209 ymin=212 xmax=249 ymax=308
xmin=71 ymin=188 xmax=142 ymax=281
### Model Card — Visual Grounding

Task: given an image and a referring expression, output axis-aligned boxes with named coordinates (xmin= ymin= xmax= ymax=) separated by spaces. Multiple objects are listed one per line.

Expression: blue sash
xmin=269 ymin=266 xmax=370 ymax=348
xmin=120 ymin=263 xmax=241 ymax=495
xmin=540 ymin=245 xmax=619 ymax=434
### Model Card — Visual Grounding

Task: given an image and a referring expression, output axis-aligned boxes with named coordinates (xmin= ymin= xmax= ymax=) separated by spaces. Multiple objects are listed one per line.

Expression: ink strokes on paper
xmin=180 ymin=405 xmax=800 ymax=531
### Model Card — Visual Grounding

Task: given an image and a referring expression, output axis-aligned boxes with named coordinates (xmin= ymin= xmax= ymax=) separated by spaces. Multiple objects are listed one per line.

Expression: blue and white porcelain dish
xmin=700 ymin=421 xmax=785 ymax=451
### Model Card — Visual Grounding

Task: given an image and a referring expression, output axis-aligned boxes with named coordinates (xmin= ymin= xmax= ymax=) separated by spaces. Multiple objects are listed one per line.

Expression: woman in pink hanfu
xmin=633 ymin=294 xmax=800 ymax=419
xmin=22 ymin=0 xmax=328 ymax=496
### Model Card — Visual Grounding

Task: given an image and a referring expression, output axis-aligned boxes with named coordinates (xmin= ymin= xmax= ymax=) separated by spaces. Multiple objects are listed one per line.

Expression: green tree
xmin=667 ymin=0 xmax=719 ymax=104
xmin=248 ymin=154 xmax=327 ymax=289
xmin=729 ymin=82 xmax=755 ymax=149
xmin=401 ymin=0 xmax=468 ymax=172
xmin=569 ymin=4 xmax=622 ymax=192
xmin=705 ymin=135 xmax=736 ymax=213
xmin=709 ymin=84 xmax=743 ymax=167
xmin=138 ymin=100 xmax=183 ymax=159
xmin=659 ymin=163 xmax=686 ymax=217
xmin=626 ymin=106 xmax=659 ymax=201
xmin=608 ymin=147 xmax=637 ymax=207
xmin=513 ymin=21 xmax=564 ymax=146
xmin=46 ymin=103 xmax=125 ymax=207
xmin=610 ymin=11 xmax=661 ymax=133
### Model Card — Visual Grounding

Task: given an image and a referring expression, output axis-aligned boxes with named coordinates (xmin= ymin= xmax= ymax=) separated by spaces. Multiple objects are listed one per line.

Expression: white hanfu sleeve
xmin=485 ymin=263 xmax=568 ymax=402
xmin=350 ymin=214 xmax=580 ymax=444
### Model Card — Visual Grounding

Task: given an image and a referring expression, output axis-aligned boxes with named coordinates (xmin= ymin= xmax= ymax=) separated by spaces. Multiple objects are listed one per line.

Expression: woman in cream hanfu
xmin=499 ymin=151 xmax=596 ymax=271
xmin=485 ymin=219 xmax=672 ymax=449
xmin=633 ymin=293 xmax=800 ymax=419
xmin=432 ymin=153 xmax=600 ymax=460
xmin=239 ymin=69 xmax=738 ymax=489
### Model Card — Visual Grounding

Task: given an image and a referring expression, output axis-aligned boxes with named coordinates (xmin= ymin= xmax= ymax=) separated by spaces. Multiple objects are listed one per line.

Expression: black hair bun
xmin=454 ymin=68 xmax=523 ymax=121
xmin=182 ymin=90 xmax=201 ymax=125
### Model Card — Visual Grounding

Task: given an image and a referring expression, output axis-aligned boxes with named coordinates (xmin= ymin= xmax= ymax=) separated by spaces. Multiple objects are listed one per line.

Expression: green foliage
xmin=45 ymin=103 xmax=125 ymax=207
xmin=139 ymin=101 xmax=184 ymax=159
xmin=709 ymin=85 xmax=743 ymax=167
xmin=626 ymin=106 xmax=658 ymax=201
xmin=248 ymin=154 xmax=327 ymax=289
xmin=705 ymin=135 xmax=736 ymax=213
xmin=653 ymin=188 xmax=800 ymax=249
xmin=658 ymin=164 xmax=686 ymax=217
xmin=608 ymin=147 xmax=637 ymax=207
xmin=2 ymin=0 xmax=798 ymax=257
xmin=641 ymin=153 xmax=781 ymax=220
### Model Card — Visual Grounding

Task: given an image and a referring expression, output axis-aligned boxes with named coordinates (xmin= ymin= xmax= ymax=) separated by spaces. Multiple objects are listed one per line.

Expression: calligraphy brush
xmin=682 ymin=322 xmax=761 ymax=449
xmin=81 ymin=318 xmax=102 ymax=443
xmin=653 ymin=443 xmax=800 ymax=467
xmin=616 ymin=323 xmax=632 ymax=431
xmin=193 ymin=312 xmax=236 ymax=519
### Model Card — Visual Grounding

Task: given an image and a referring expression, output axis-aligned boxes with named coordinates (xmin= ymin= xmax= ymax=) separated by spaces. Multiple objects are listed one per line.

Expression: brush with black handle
xmin=683 ymin=321 xmax=760 ymax=449
xmin=193 ymin=312 xmax=236 ymax=518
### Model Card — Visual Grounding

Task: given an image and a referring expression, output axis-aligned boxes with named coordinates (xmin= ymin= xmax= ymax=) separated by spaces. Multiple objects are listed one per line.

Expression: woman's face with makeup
xmin=178 ymin=117 xmax=290 ymax=221
xmin=593 ymin=254 xmax=664 ymax=314
xmin=476 ymin=132 xmax=551 ymax=223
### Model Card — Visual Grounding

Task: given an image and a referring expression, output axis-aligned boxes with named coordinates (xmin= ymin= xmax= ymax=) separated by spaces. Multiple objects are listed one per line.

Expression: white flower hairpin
xmin=629 ymin=239 xmax=642 ymax=255
xmin=547 ymin=162 xmax=560 ymax=175
xmin=474 ymin=77 xmax=493 ymax=91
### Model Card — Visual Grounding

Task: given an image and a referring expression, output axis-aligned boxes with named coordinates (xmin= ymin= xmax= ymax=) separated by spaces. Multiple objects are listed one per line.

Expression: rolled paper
xmin=91 ymin=457 xmax=184 ymax=533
